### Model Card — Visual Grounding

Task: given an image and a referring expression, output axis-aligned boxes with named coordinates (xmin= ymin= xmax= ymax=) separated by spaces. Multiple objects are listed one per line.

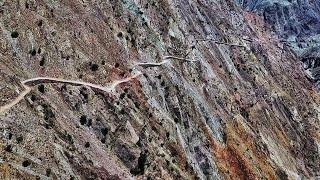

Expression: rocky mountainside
xmin=0 ymin=0 xmax=319 ymax=179
xmin=235 ymin=0 xmax=320 ymax=88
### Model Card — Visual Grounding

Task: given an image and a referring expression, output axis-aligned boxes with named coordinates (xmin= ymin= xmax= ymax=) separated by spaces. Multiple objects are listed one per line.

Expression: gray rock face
xmin=235 ymin=0 xmax=320 ymax=88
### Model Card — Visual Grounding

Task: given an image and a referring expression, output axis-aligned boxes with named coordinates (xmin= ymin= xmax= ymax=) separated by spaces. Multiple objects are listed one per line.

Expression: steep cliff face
xmin=0 ymin=0 xmax=319 ymax=179
xmin=235 ymin=0 xmax=320 ymax=89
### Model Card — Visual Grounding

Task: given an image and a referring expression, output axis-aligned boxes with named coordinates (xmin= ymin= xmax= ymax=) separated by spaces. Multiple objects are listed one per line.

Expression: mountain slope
xmin=0 ymin=0 xmax=319 ymax=179
xmin=235 ymin=0 xmax=320 ymax=89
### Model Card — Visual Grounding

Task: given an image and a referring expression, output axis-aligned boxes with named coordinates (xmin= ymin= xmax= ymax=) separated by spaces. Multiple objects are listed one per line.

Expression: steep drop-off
xmin=235 ymin=0 xmax=320 ymax=89
xmin=0 ymin=0 xmax=320 ymax=179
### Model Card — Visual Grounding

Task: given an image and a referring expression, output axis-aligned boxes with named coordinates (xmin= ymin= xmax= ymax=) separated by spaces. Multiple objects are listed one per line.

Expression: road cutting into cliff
xmin=0 ymin=72 xmax=142 ymax=114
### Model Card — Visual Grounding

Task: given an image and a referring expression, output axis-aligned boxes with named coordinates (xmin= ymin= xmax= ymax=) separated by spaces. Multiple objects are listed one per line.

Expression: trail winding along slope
xmin=0 ymin=0 xmax=319 ymax=179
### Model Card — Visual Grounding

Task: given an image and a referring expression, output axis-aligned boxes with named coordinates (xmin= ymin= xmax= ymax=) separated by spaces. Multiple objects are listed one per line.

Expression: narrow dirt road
xmin=0 ymin=72 xmax=142 ymax=114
